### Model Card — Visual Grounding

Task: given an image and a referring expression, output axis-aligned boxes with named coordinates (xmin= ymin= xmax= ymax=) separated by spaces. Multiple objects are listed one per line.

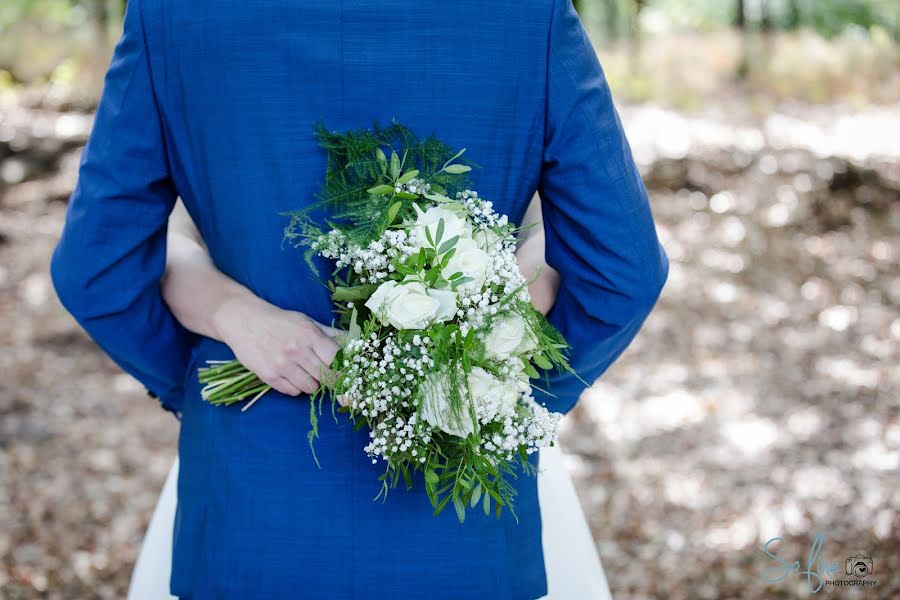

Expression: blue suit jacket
xmin=51 ymin=1 xmax=667 ymax=598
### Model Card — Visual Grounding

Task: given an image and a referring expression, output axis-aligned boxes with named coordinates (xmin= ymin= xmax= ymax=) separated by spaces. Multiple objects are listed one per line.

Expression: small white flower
xmin=473 ymin=227 xmax=502 ymax=252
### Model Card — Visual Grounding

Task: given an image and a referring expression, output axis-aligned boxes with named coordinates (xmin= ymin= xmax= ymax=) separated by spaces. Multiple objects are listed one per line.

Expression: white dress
xmin=128 ymin=445 xmax=612 ymax=600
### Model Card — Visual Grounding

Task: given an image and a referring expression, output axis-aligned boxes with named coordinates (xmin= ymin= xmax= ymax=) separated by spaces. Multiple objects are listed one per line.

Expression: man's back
xmin=51 ymin=1 xmax=667 ymax=597
xmin=143 ymin=0 xmax=553 ymax=318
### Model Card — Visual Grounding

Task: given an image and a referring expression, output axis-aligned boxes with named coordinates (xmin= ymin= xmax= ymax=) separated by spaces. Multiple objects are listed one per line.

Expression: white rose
xmin=484 ymin=312 xmax=535 ymax=359
xmin=418 ymin=371 xmax=477 ymax=438
xmin=410 ymin=204 xmax=472 ymax=250
xmin=473 ymin=227 xmax=502 ymax=252
xmin=467 ymin=367 xmax=521 ymax=419
xmin=365 ymin=280 xmax=458 ymax=330
xmin=441 ymin=237 xmax=489 ymax=289
xmin=427 ymin=287 xmax=458 ymax=323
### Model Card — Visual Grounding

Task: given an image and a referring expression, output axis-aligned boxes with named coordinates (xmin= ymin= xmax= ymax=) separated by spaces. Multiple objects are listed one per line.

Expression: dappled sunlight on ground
xmin=557 ymin=104 xmax=898 ymax=599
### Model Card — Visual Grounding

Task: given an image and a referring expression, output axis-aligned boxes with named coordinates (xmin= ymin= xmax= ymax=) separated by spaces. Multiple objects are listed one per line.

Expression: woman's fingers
xmin=296 ymin=350 xmax=336 ymax=390
xmin=284 ymin=362 xmax=319 ymax=395
xmin=268 ymin=375 xmax=302 ymax=397
xmin=315 ymin=322 xmax=343 ymax=338
xmin=310 ymin=334 xmax=339 ymax=384
xmin=311 ymin=333 xmax=339 ymax=364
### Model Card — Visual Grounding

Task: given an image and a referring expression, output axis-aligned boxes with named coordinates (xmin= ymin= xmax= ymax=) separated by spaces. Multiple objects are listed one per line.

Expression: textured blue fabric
xmin=50 ymin=0 xmax=668 ymax=598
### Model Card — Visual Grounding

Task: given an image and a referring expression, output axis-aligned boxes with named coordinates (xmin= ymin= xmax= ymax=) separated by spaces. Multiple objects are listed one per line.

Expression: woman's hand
xmin=211 ymin=293 xmax=341 ymax=397
xmin=162 ymin=200 xmax=344 ymax=400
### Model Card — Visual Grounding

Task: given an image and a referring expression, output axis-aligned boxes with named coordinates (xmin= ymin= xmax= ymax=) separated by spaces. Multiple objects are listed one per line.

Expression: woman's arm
xmin=161 ymin=196 xmax=561 ymax=396
xmin=516 ymin=193 xmax=560 ymax=316
xmin=161 ymin=201 xmax=339 ymax=397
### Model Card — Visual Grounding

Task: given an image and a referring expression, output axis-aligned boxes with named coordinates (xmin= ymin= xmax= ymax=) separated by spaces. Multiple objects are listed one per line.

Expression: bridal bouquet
xmin=198 ymin=124 xmax=576 ymax=521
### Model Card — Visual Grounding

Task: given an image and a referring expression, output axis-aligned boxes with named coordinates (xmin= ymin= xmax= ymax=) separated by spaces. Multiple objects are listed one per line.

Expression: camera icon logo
xmin=845 ymin=554 xmax=873 ymax=579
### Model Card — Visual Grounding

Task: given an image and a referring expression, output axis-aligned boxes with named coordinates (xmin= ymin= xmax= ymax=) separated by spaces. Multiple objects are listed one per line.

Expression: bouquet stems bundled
xmin=198 ymin=360 xmax=270 ymax=410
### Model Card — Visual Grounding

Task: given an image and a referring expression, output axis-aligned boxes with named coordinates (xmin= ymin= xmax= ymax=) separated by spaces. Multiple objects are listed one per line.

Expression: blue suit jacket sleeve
xmin=535 ymin=0 xmax=669 ymax=414
xmin=49 ymin=0 xmax=194 ymax=414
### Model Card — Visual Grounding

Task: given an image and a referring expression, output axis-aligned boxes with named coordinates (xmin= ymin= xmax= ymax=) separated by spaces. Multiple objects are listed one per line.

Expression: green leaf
xmin=401 ymin=467 xmax=413 ymax=489
xmin=437 ymin=235 xmax=459 ymax=255
xmin=367 ymin=184 xmax=395 ymax=195
xmin=425 ymin=226 xmax=434 ymax=247
xmin=395 ymin=191 xmax=419 ymax=200
xmin=434 ymin=494 xmax=453 ymax=516
xmin=440 ymin=248 xmax=456 ymax=268
xmin=397 ymin=169 xmax=419 ymax=184
xmin=331 ymin=284 xmax=378 ymax=302
xmin=375 ymin=147 xmax=387 ymax=174
xmin=424 ymin=469 xmax=439 ymax=485
xmin=483 ymin=491 xmax=491 ymax=516
xmin=533 ymin=353 xmax=553 ymax=370
xmin=453 ymin=495 xmax=466 ymax=523
xmin=442 ymin=147 xmax=466 ymax=170
xmin=443 ymin=164 xmax=471 ymax=174
xmin=386 ymin=201 xmax=402 ymax=225
xmin=346 ymin=307 xmax=362 ymax=342
xmin=470 ymin=484 xmax=483 ymax=508
xmin=417 ymin=248 xmax=427 ymax=271
xmin=390 ymin=151 xmax=400 ymax=180
xmin=523 ymin=363 xmax=540 ymax=379
xmin=435 ymin=218 xmax=445 ymax=245
xmin=424 ymin=192 xmax=452 ymax=203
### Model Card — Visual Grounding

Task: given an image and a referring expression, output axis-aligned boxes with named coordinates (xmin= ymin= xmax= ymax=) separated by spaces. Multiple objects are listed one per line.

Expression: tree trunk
xmin=735 ymin=0 xmax=746 ymax=30
xmin=787 ymin=0 xmax=801 ymax=30
xmin=760 ymin=0 xmax=773 ymax=32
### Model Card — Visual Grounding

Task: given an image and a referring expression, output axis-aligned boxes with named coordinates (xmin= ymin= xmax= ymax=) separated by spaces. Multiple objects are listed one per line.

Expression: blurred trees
xmin=575 ymin=0 xmax=899 ymax=41
xmin=1 ymin=0 xmax=896 ymax=100
xmin=4 ymin=0 xmax=896 ymax=41
xmin=1 ymin=0 xmax=122 ymax=39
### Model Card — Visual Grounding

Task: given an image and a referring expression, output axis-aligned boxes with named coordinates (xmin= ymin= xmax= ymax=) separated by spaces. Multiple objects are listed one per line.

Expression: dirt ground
xmin=1 ymin=98 xmax=898 ymax=599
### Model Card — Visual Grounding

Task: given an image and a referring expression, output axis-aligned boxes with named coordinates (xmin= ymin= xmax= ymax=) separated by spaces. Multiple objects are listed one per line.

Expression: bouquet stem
xmin=198 ymin=360 xmax=271 ymax=407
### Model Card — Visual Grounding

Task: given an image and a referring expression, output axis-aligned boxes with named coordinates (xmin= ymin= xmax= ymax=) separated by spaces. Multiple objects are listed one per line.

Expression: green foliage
xmin=284 ymin=122 xmax=473 ymax=252
xmin=1 ymin=0 xmax=127 ymax=31
xmin=644 ymin=0 xmax=898 ymax=39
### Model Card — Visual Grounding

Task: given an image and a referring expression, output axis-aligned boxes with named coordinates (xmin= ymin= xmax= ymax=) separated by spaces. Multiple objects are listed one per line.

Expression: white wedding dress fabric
xmin=128 ymin=445 xmax=612 ymax=600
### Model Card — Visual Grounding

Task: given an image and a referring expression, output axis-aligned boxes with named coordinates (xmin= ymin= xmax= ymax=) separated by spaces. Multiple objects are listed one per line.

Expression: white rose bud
xmin=441 ymin=238 xmax=489 ymax=289
xmin=365 ymin=280 xmax=458 ymax=330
